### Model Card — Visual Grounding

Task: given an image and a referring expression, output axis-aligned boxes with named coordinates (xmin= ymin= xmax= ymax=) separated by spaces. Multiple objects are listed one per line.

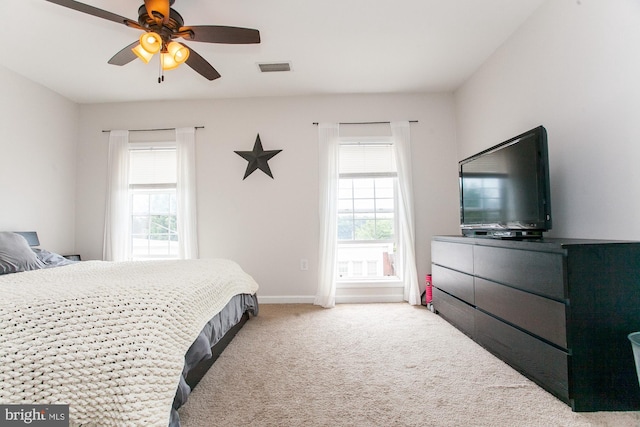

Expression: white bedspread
xmin=0 ymin=259 xmax=259 ymax=426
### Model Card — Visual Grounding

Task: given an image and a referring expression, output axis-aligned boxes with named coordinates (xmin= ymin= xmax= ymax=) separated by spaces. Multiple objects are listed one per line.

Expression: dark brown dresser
xmin=431 ymin=235 xmax=640 ymax=411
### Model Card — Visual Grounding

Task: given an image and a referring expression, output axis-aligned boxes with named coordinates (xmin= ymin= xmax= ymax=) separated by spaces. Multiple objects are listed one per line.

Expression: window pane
xmin=149 ymin=239 xmax=169 ymax=256
xmin=376 ymin=177 xmax=394 ymax=187
xmin=129 ymin=189 xmax=178 ymax=260
xmin=338 ymin=180 xmax=353 ymax=199
xmin=376 ymin=198 xmax=394 ymax=212
xmin=150 ymin=193 xmax=170 ymax=214
xmin=131 ymin=236 xmax=149 ymax=255
xmin=150 ymin=215 xmax=175 ymax=236
xmin=170 ymin=193 xmax=177 ymax=214
xmin=377 ymin=212 xmax=393 ymax=219
xmin=353 ymin=179 xmax=374 ymax=199
xmin=132 ymin=194 xmax=149 ymax=215
xmin=338 ymin=199 xmax=353 ymax=212
xmin=337 ymin=177 xmax=397 ymax=244
xmin=336 ymin=242 xmax=395 ymax=279
xmin=376 ymin=188 xmax=394 ymax=199
xmin=354 ymin=217 xmax=376 ymax=240
xmin=375 ymin=219 xmax=394 ymax=239
xmin=353 ymin=199 xmax=374 ymax=212
xmin=131 ymin=216 xmax=149 ymax=235
xmin=338 ymin=214 xmax=354 ymax=240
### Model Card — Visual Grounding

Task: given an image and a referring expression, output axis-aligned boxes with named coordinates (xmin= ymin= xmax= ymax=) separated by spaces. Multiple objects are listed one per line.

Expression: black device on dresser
xmin=458 ymin=125 xmax=551 ymax=239
xmin=432 ymin=235 xmax=640 ymax=411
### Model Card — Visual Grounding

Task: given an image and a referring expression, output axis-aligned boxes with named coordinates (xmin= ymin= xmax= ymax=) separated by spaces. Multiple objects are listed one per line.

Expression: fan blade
xmin=108 ymin=41 xmax=140 ymax=66
xmin=145 ymin=0 xmax=170 ymax=25
xmin=182 ymin=44 xmax=221 ymax=81
xmin=180 ymin=26 xmax=260 ymax=44
xmin=44 ymin=0 xmax=139 ymax=28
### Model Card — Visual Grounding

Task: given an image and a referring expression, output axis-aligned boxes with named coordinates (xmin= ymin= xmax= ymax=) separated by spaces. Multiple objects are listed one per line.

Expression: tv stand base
xmin=462 ymin=230 xmax=543 ymax=239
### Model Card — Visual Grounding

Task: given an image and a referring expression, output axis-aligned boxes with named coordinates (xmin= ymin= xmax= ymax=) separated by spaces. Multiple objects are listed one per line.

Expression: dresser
xmin=431 ymin=235 xmax=640 ymax=411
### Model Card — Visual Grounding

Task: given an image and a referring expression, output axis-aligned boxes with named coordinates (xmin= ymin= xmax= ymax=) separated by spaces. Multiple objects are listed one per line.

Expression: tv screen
xmin=459 ymin=126 xmax=551 ymax=237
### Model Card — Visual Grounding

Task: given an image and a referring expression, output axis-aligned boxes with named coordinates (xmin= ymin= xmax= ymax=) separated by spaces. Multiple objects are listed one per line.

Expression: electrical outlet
xmin=300 ymin=259 xmax=309 ymax=271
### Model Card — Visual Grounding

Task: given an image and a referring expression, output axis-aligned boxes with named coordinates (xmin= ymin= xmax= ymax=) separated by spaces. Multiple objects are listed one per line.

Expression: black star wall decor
xmin=234 ymin=134 xmax=283 ymax=180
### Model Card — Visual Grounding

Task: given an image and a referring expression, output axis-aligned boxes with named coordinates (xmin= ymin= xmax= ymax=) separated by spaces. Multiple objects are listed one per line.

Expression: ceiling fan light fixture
xmin=45 ymin=0 xmax=260 ymax=82
xmin=132 ymin=43 xmax=155 ymax=64
xmin=167 ymin=41 xmax=190 ymax=64
xmin=140 ymin=32 xmax=162 ymax=54
xmin=161 ymin=52 xmax=182 ymax=71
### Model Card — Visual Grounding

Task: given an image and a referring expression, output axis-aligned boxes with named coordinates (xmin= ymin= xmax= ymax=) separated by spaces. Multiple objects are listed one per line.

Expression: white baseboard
xmin=335 ymin=294 xmax=404 ymax=303
xmin=257 ymin=294 xmax=404 ymax=304
xmin=258 ymin=295 xmax=316 ymax=304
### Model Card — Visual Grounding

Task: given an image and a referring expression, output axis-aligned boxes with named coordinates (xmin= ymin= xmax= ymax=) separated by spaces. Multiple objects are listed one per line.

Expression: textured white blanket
xmin=0 ymin=259 xmax=259 ymax=426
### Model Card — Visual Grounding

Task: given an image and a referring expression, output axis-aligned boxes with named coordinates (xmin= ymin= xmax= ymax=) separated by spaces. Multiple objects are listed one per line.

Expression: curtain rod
xmin=101 ymin=126 xmax=204 ymax=133
xmin=312 ymin=120 xmax=418 ymax=125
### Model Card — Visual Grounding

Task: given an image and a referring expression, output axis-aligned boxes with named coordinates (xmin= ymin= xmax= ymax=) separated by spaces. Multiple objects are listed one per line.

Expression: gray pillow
xmin=32 ymin=248 xmax=76 ymax=268
xmin=0 ymin=232 xmax=46 ymax=275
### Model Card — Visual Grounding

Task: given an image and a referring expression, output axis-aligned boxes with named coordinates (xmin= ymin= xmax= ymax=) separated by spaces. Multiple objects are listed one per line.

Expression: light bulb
xmin=167 ymin=42 xmax=189 ymax=64
xmin=161 ymin=52 xmax=179 ymax=70
xmin=140 ymin=32 xmax=161 ymax=54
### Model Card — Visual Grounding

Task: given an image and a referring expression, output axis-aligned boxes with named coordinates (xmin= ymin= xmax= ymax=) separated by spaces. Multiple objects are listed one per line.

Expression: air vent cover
xmin=258 ymin=62 xmax=291 ymax=72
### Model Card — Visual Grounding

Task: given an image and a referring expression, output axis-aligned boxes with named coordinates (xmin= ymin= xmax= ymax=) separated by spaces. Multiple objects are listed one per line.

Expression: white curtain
xmin=391 ymin=121 xmax=420 ymax=305
xmin=103 ymin=130 xmax=130 ymax=261
xmin=315 ymin=123 xmax=340 ymax=308
xmin=176 ymin=127 xmax=199 ymax=259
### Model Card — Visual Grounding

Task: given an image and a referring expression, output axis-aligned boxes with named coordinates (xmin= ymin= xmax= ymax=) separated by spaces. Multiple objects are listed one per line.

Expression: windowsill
xmin=337 ymin=277 xmax=403 ymax=288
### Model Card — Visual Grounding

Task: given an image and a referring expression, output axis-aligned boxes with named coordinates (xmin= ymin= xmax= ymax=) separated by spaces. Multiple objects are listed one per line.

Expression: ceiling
xmin=0 ymin=0 xmax=545 ymax=104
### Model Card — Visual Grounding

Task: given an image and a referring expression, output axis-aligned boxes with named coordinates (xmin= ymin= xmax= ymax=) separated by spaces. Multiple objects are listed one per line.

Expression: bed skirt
xmin=170 ymin=293 xmax=258 ymax=426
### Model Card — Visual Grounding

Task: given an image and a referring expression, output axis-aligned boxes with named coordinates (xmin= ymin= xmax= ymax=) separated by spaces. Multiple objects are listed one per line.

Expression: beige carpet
xmin=178 ymin=303 xmax=640 ymax=427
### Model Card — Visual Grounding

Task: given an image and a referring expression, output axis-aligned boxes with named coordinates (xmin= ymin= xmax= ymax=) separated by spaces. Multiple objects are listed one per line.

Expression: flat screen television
xmin=459 ymin=125 xmax=551 ymax=238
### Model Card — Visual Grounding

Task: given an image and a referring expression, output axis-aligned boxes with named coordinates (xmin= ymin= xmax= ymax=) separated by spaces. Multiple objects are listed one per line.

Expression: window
xmin=104 ymin=128 xmax=198 ymax=262
xmin=336 ymin=141 xmax=398 ymax=281
xmin=128 ymin=146 xmax=178 ymax=260
xmin=316 ymin=121 xmax=419 ymax=307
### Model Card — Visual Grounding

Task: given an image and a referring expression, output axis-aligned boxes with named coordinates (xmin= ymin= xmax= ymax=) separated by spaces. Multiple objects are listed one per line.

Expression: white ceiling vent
xmin=258 ymin=62 xmax=292 ymax=73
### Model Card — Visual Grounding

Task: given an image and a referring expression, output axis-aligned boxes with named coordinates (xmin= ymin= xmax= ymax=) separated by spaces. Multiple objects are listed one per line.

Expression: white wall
xmin=10 ymin=0 xmax=637 ymax=299
xmin=455 ymin=0 xmax=640 ymax=240
xmin=0 ymin=65 xmax=78 ymax=253
xmin=76 ymin=93 xmax=459 ymax=301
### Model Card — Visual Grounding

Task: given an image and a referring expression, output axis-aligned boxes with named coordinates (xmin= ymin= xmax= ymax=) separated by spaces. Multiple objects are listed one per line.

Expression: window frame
xmin=336 ymin=137 xmax=402 ymax=286
xmin=128 ymin=141 xmax=179 ymax=261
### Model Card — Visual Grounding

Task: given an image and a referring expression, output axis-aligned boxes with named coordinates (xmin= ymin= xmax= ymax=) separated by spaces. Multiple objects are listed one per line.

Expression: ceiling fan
xmin=44 ymin=0 xmax=261 ymax=82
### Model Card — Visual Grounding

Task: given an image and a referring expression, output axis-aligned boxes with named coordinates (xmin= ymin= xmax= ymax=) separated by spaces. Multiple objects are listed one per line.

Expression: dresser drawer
xmin=475 ymin=278 xmax=567 ymax=348
xmin=432 ymin=264 xmax=474 ymax=305
xmin=474 ymin=245 xmax=565 ymax=300
xmin=475 ymin=309 xmax=570 ymax=403
xmin=433 ymin=287 xmax=475 ymax=338
xmin=432 ymin=240 xmax=474 ymax=274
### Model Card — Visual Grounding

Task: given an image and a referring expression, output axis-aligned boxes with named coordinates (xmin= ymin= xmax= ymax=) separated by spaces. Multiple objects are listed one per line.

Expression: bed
xmin=0 ymin=231 xmax=259 ymax=426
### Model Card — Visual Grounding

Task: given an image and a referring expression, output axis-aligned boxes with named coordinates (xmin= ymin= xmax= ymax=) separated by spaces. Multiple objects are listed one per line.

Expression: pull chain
xmin=157 ymin=53 xmax=165 ymax=84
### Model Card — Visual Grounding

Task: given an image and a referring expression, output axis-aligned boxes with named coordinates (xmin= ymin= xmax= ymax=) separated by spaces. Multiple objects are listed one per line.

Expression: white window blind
xmin=339 ymin=144 xmax=396 ymax=175
xmin=129 ymin=149 xmax=177 ymax=185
